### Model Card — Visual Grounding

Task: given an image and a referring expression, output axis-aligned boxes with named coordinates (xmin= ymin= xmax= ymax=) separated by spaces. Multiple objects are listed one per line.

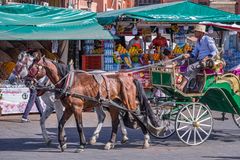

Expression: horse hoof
xmin=62 ymin=143 xmax=67 ymax=149
xmin=142 ymin=143 xmax=150 ymax=149
xmin=58 ymin=143 xmax=67 ymax=152
xmin=74 ymin=145 xmax=85 ymax=153
xmin=59 ymin=146 xmax=65 ymax=152
xmin=46 ymin=139 xmax=52 ymax=146
xmin=121 ymin=137 xmax=129 ymax=144
xmin=64 ymin=135 xmax=67 ymax=142
xmin=104 ymin=142 xmax=114 ymax=150
xmin=89 ymin=137 xmax=97 ymax=145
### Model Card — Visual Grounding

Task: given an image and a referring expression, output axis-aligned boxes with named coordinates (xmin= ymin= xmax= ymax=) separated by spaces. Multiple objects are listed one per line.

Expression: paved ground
xmin=0 ymin=112 xmax=240 ymax=160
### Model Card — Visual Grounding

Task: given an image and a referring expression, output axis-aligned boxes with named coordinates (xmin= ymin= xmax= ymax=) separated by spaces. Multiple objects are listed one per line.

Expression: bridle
xmin=12 ymin=52 xmax=34 ymax=78
xmin=28 ymin=56 xmax=46 ymax=80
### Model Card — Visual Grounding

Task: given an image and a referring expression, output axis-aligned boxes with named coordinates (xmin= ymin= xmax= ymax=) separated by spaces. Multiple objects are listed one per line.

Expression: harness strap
xmin=103 ymin=75 xmax=110 ymax=100
xmin=62 ymin=71 xmax=74 ymax=95
xmin=93 ymin=74 xmax=110 ymax=100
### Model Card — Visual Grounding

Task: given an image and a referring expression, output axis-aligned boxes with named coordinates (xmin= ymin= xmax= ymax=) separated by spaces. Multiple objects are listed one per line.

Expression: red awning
xmin=200 ymin=22 xmax=240 ymax=32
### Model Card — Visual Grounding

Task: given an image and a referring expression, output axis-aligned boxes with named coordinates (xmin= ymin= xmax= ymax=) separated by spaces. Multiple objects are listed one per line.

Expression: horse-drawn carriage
xmin=150 ymin=59 xmax=240 ymax=145
xmin=12 ymin=50 xmax=240 ymax=150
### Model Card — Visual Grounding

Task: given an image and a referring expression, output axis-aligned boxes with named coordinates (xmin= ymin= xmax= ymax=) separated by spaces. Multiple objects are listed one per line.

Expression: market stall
xmin=96 ymin=1 xmax=240 ymax=87
xmin=0 ymin=4 xmax=113 ymax=115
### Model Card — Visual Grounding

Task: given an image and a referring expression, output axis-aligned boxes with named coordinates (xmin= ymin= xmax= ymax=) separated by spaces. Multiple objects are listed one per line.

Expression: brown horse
xmin=27 ymin=55 xmax=163 ymax=152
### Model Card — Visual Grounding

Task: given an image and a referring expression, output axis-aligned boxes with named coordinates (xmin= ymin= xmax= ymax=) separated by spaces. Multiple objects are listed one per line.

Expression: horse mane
xmin=51 ymin=61 xmax=69 ymax=78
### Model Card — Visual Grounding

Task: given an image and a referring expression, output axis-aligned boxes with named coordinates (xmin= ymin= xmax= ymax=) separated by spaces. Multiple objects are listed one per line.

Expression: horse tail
xmin=133 ymin=79 xmax=160 ymax=127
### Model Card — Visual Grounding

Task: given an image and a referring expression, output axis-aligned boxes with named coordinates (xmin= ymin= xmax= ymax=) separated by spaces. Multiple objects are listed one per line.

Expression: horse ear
xmin=42 ymin=55 xmax=46 ymax=63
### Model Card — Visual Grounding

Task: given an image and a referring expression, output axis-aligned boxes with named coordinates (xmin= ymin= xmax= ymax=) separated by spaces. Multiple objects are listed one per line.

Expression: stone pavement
xmin=0 ymin=112 xmax=240 ymax=160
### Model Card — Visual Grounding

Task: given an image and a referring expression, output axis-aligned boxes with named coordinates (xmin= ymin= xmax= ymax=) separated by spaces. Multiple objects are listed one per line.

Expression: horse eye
xmin=18 ymin=55 xmax=22 ymax=60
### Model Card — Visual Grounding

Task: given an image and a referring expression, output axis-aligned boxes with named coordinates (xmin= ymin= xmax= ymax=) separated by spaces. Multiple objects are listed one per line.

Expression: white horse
xmin=10 ymin=51 xmax=129 ymax=145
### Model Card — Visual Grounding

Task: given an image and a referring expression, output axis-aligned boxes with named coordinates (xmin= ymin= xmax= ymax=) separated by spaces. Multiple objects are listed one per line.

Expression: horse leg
xmin=40 ymin=104 xmax=54 ymax=145
xmin=54 ymin=99 xmax=66 ymax=142
xmin=139 ymin=122 xmax=150 ymax=149
xmin=104 ymin=107 xmax=119 ymax=150
xmin=40 ymin=92 xmax=55 ymax=145
xmin=118 ymin=114 xmax=129 ymax=144
xmin=89 ymin=105 xmax=106 ymax=145
xmin=58 ymin=107 xmax=72 ymax=152
xmin=73 ymin=105 xmax=86 ymax=152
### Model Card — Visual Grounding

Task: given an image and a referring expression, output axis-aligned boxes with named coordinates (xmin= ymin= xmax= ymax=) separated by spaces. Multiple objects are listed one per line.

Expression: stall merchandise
xmin=82 ymin=40 xmax=117 ymax=71
xmin=96 ymin=1 xmax=240 ymax=89
xmin=0 ymin=84 xmax=30 ymax=115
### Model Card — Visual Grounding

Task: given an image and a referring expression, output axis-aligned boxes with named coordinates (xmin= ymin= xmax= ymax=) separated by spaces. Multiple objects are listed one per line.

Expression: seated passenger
xmin=177 ymin=24 xmax=218 ymax=91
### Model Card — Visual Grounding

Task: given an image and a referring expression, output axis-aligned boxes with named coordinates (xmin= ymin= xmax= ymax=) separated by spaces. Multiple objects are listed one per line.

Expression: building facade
xmin=0 ymin=0 xmax=134 ymax=12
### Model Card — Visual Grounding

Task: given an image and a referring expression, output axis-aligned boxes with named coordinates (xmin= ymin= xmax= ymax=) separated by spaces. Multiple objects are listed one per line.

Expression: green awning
xmin=0 ymin=4 xmax=113 ymax=40
xmin=97 ymin=1 xmax=240 ymax=25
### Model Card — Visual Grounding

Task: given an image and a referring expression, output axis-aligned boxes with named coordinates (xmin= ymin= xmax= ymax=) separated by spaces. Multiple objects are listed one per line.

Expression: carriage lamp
xmin=87 ymin=0 xmax=93 ymax=11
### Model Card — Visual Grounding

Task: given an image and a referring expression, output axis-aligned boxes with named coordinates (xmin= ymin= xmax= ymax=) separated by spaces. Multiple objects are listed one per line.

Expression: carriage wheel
xmin=232 ymin=114 xmax=240 ymax=128
xmin=175 ymin=103 xmax=213 ymax=146
xmin=150 ymin=104 xmax=179 ymax=139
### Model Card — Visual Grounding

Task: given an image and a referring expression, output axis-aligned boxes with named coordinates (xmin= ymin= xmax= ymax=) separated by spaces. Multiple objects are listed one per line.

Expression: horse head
xmin=27 ymin=53 xmax=67 ymax=89
xmin=8 ymin=51 xmax=35 ymax=84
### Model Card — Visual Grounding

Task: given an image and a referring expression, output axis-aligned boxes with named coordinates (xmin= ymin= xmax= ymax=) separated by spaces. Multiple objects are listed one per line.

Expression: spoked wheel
xmin=150 ymin=104 xmax=179 ymax=139
xmin=232 ymin=114 xmax=240 ymax=128
xmin=175 ymin=103 xmax=213 ymax=146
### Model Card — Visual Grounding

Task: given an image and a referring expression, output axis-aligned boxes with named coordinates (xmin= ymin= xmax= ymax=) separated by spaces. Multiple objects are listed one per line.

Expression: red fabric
xmin=152 ymin=37 xmax=168 ymax=48
xmin=132 ymin=43 xmax=141 ymax=49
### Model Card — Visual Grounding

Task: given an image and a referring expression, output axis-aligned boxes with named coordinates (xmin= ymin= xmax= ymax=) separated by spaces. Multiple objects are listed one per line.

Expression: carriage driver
xmin=177 ymin=24 xmax=218 ymax=91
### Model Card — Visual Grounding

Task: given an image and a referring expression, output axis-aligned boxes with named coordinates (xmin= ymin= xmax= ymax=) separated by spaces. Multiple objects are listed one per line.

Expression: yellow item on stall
xmin=153 ymin=53 xmax=161 ymax=61
xmin=0 ymin=61 xmax=16 ymax=80
xmin=124 ymin=56 xmax=132 ymax=68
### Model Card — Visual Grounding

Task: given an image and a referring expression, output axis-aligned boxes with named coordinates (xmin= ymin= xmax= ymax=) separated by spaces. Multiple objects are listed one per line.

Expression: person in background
xmin=177 ymin=24 xmax=218 ymax=91
xmin=149 ymin=28 xmax=168 ymax=50
xmin=21 ymin=49 xmax=44 ymax=122
xmin=127 ymin=32 xmax=144 ymax=50
xmin=21 ymin=88 xmax=43 ymax=122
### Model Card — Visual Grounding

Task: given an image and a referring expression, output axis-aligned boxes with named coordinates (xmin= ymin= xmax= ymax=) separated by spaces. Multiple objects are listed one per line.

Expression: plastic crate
xmin=82 ymin=55 xmax=104 ymax=71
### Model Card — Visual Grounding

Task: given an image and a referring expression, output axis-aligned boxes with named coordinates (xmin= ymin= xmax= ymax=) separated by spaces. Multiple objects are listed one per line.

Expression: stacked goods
xmin=183 ymin=44 xmax=192 ymax=52
xmin=116 ymin=44 xmax=127 ymax=54
xmin=0 ymin=62 xmax=16 ymax=80
xmin=113 ymin=53 xmax=122 ymax=64
xmin=173 ymin=44 xmax=192 ymax=54
xmin=93 ymin=48 xmax=103 ymax=54
xmin=116 ymin=44 xmax=132 ymax=68
xmin=128 ymin=46 xmax=139 ymax=56
xmin=152 ymin=53 xmax=161 ymax=61
xmin=129 ymin=46 xmax=139 ymax=63
xmin=142 ymin=53 xmax=150 ymax=63
xmin=172 ymin=45 xmax=184 ymax=54
xmin=0 ymin=50 xmax=13 ymax=62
